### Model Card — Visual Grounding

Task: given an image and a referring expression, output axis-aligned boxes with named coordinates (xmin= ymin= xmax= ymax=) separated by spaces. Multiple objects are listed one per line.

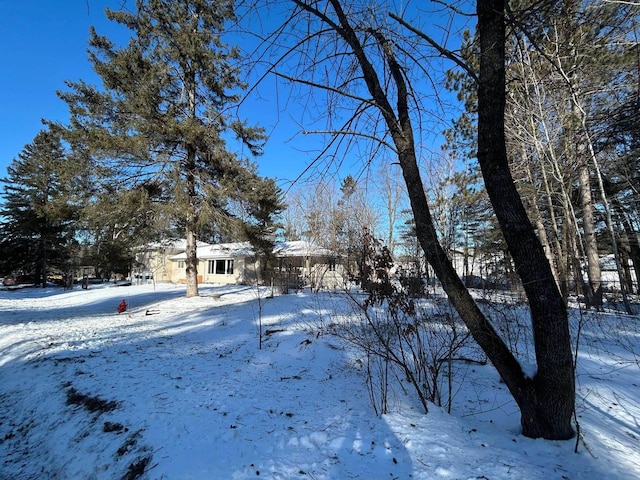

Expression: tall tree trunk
xmin=577 ymin=150 xmax=603 ymax=308
xmin=587 ymin=137 xmax=632 ymax=313
xmin=476 ymin=0 xmax=574 ymax=439
xmin=185 ymin=166 xmax=199 ymax=298
xmin=185 ymin=71 xmax=199 ymax=298
xmin=568 ymin=225 xmax=584 ymax=297
xmin=542 ymin=166 xmax=571 ymax=300
xmin=40 ymin=237 xmax=48 ymax=288
xmin=535 ymin=92 xmax=572 ymax=300
xmin=610 ymin=195 xmax=640 ymax=294
xmin=623 ymin=228 xmax=640 ymax=294
xmin=554 ymin=8 xmax=632 ymax=313
xmin=522 ymin=155 xmax=561 ymax=298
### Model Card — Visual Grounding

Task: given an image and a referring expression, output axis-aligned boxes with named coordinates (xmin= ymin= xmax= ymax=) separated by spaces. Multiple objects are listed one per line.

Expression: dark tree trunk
xmin=40 ymin=238 xmax=48 ymax=288
xmin=579 ymin=161 xmax=603 ymax=308
xmin=626 ymin=235 xmax=640 ymax=294
xmin=609 ymin=193 xmax=640 ymax=294
xmin=476 ymin=0 xmax=574 ymax=439
xmin=185 ymin=152 xmax=199 ymax=298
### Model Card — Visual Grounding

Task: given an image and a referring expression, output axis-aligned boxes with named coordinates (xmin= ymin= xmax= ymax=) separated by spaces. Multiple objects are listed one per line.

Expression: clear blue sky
xmin=0 ymin=0 xmax=320 ymax=186
xmin=0 ymin=1 xmax=468 ymax=191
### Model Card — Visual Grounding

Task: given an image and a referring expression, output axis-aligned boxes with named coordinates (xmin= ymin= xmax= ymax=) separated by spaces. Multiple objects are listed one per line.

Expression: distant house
xmin=134 ymin=239 xmax=344 ymax=290
xmin=133 ymin=239 xmax=212 ymax=284
xmin=169 ymin=241 xmax=256 ymax=285
xmin=270 ymin=240 xmax=344 ymax=290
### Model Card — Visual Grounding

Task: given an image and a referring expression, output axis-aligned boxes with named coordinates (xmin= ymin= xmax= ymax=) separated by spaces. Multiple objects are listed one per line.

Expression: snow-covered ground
xmin=0 ymin=283 xmax=638 ymax=479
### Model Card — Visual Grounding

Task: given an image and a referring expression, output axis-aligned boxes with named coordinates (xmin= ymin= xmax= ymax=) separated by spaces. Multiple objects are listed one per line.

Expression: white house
xmin=132 ymin=239 xmax=212 ymax=284
xmin=135 ymin=239 xmax=343 ymax=290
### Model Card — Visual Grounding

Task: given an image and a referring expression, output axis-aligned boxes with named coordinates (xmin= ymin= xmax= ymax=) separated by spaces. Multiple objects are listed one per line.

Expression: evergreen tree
xmin=240 ymin=173 xmax=284 ymax=278
xmin=57 ymin=0 xmax=281 ymax=297
xmin=82 ymin=179 xmax=172 ymax=278
xmin=0 ymin=129 xmax=77 ymax=286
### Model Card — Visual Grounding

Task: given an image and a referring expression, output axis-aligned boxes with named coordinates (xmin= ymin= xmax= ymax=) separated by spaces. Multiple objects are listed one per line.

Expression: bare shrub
xmin=332 ymin=234 xmax=477 ymax=414
xmin=476 ymin=296 xmax=535 ymax=364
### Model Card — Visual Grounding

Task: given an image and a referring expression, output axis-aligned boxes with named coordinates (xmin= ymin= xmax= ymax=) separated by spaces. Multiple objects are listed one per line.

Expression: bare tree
xmin=474 ymin=1 xmax=574 ymax=439
xmin=251 ymin=0 xmax=574 ymax=439
xmin=375 ymin=165 xmax=406 ymax=255
xmin=284 ymin=176 xmax=379 ymax=278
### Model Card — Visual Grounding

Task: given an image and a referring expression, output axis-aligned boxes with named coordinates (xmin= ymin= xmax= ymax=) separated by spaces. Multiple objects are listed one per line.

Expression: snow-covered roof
xmin=140 ymin=239 xmax=211 ymax=251
xmin=169 ymin=240 xmax=334 ymax=261
xmin=170 ymin=242 xmax=255 ymax=260
xmin=273 ymin=240 xmax=333 ymax=258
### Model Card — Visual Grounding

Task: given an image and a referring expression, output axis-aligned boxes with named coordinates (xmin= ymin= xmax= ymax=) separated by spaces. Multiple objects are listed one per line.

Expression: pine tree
xmin=239 ymin=173 xmax=284 ymax=278
xmin=82 ymin=179 xmax=172 ymax=278
xmin=58 ymin=0 xmax=280 ymax=297
xmin=0 ymin=129 xmax=77 ymax=286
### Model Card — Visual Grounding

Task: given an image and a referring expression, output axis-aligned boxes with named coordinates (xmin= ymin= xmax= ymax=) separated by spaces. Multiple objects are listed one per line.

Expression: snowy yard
xmin=0 ymin=283 xmax=638 ymax=479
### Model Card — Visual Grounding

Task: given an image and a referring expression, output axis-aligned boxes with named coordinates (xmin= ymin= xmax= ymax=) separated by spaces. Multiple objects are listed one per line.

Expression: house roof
xmin=169 ymin=240 xmax=334 ymax=261
xmin=170 ymin=242 xmax=255 ymax=260
xmin=274 ymin=240 xmax=333 ymax=258
xmin=140 ymin=239 xmax=212 ymax=251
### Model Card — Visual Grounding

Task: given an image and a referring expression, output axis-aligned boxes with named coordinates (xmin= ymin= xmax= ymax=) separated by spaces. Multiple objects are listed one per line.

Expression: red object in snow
xmin=117 ymin=299 xmax=127 ymax=314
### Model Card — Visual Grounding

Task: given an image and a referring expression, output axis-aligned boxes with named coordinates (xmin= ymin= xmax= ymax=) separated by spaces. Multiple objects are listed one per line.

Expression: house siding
xmin=202 ymin=258 xmax=247 ymax=285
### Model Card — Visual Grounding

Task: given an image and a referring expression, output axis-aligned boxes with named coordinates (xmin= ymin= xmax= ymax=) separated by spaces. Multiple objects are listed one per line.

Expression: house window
xmin=215 ymin=259 xmax=226 ymax=274
xmin=208 ymin=259 xmax=234 ymax=275
xmin=329 ymin=258 xmax=336 ymax=271
xmin=178 ymin=261 xmax=185 ymax=269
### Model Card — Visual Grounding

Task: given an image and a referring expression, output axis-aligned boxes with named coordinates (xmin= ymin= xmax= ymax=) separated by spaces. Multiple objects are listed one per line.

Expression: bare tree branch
xmin=389 ymin=12 xmax=478 ymax=83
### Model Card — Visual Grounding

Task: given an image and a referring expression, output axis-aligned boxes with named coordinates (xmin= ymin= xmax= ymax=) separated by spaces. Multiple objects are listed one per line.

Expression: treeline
xmin=441 ymin=1 xmax=639 ymax=308
xmin=3 ymin=1 xmax=638 ymax=307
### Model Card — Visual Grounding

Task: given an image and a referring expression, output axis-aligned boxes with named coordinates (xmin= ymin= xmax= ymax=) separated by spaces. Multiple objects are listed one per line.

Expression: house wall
xmin=165 ymin=257 xmax=262 ymax=285
xmin=309 ymin=263 xmax=345 ymax=290
xmin=202 ymin=257 xmax=247 ymax=285
xmin=242 ymin=259 xmax=260 ymax=285
xmin=135 ymin=247 xmax=183 ymax=283
xmin=149 ymin=247 xmax=345 ymax=290
xmin=169 ymin=260 xmax=186 ymax=283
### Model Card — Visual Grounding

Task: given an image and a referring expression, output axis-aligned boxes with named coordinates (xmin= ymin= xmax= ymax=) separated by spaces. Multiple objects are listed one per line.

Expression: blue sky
xmin=0 ymin=0 xmax=323 ymax=186
xmin=0 ymin=2 xmax=126 ymax=178
xmin=0 ymin=1 xmax=468 ymax=191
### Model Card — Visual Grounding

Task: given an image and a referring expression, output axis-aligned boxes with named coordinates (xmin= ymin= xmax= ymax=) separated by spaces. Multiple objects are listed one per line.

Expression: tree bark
xmin=185 ymin=169 xmax=199 ymax=298
xmin=185 ymin=70 xmax=199 ymax=298
xmin=476 ymin=0 xmax=574 ymax=439
xmin=610 ymin=194 xmax=640 ymax=294
xmin=39 ymin=240 xmax=48 ymax=288
xmin=577 ymin=150 xmax=603 ymax=308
